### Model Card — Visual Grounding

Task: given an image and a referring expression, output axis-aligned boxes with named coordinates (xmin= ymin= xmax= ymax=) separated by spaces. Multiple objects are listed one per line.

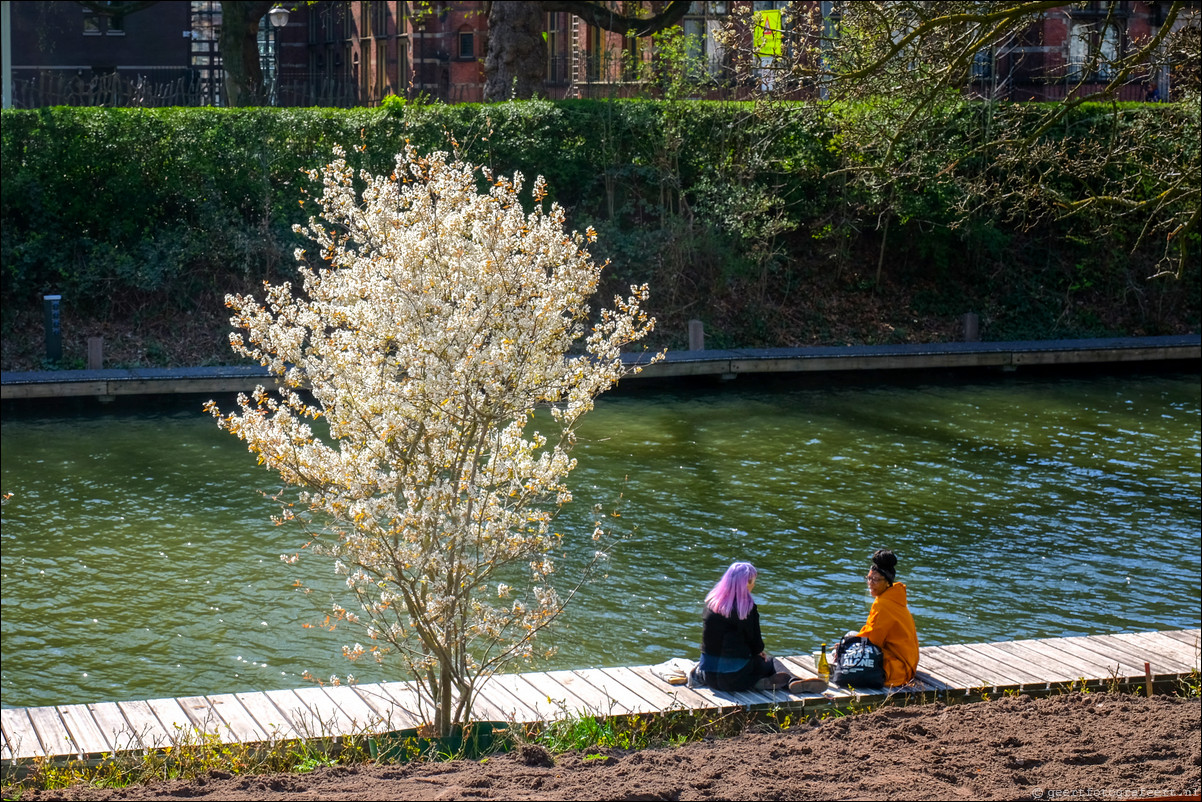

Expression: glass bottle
xmin=817 ymin=642 xmax=831 ymax=680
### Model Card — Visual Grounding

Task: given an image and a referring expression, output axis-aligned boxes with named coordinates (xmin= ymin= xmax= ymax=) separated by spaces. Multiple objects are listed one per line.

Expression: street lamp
xmin=267 ymin=6 xmax=290 ymax=105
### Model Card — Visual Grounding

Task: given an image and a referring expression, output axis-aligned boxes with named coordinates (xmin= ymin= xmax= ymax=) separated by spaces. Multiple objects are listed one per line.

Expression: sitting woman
xmin=857 ymin=549 xmax=920 ymax=687
xmin=699 ymin=561 xmax=808 ymax=692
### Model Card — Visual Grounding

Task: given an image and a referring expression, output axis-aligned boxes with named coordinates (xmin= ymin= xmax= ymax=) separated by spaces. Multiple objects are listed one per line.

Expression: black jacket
xmin=700 ymin=603 xmax=764 ymax=672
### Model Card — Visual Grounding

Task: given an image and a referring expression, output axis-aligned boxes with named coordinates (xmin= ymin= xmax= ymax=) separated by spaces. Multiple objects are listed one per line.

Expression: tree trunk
xmin=219 ymin=1 xmax=273 ymax=107
xmin=484 ymin=1 xmax=546 ymax=102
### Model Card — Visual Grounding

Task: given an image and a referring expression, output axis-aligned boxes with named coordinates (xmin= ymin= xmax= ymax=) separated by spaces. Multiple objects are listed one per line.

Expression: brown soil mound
xmin=8 ymin=693 xmax=1200 ymax=801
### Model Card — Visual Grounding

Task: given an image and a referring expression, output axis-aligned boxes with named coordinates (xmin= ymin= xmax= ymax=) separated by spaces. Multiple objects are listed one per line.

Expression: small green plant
xmin=3 ymin=723 xmax=375 ymax=796
xmin=1178 ymin=668 xmax=1201 ymax=698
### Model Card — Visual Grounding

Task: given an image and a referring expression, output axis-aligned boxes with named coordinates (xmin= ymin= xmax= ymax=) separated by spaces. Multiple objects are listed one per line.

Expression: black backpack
xmin=831 ymin=635 xmax=886 ymax=689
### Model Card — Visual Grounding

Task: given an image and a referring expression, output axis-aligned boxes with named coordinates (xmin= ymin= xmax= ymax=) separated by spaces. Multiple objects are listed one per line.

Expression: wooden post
xmin=87 ymin=336 xmax=104 ymax=370
xmin=1144 ymin=661 xmax=1153 ymax=697
xmin=962 ymin=312 xmax=980 ymax=342
xmin=688 ymin=319 xmax=705 ymax=352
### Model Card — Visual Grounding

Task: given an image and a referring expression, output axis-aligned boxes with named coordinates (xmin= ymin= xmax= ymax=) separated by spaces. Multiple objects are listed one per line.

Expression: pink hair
xmin=705 ymin=562 xmax=757 ymax=620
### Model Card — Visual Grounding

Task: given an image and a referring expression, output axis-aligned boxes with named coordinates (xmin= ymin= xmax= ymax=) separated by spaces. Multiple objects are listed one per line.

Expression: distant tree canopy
xmin=719 ymin=1 xmax=1202 ymax=276
xmin=483 ymin=1 xmax=692 ymax=101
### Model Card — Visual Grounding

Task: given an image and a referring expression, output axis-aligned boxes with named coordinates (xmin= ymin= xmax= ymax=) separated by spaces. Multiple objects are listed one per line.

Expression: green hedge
xmin=2 ymin=100 xmax=1195 ymax=343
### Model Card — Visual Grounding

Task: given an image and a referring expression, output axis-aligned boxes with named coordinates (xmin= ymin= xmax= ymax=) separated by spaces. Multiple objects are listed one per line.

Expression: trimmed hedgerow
xmin=1 ymin=100 xmax=1195 ymax=346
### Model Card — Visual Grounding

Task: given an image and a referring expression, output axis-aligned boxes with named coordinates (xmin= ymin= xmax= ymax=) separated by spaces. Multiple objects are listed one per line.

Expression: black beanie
xmin=872 ymin=549 xmax=898 ymax=584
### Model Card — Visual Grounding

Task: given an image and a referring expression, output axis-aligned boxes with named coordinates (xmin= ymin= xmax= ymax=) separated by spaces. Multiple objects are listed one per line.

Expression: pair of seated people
xmin=697 ymin=550 xmax=918 ymax=692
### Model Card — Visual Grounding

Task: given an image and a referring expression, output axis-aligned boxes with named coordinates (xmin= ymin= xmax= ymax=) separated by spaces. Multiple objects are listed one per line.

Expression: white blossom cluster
xmin=208 ymin=144 xmax=660 ymax=733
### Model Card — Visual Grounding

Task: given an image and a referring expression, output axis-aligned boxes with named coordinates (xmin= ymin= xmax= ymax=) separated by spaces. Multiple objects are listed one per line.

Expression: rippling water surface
xmin=2 ymin=371 xmax=1199 ymax=709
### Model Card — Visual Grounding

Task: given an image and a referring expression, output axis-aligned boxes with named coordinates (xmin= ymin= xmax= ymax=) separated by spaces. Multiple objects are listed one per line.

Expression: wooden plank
xmin=1031 ymin=637 xmax=1140 ymax=682
xmin=517 ymin=670 xmax=617 ymax=719
xmin=1068 ymin=633 xmax=1179 ymax=671
xmin=1057 ymin=636 xmax=1154 ymax=677
xmin=472 ymin=675 xmax=542 ymax=724
xmin=912 ymin=648 xmax=995 ymax=689
xmin=624 ymin=665 xmax=756 ymax=711
xmin=1085 ymin=634 xmax=1193 ymax=675
xmin=264 ymin=690 xmax=327 ymax=739
xmin=482 ymin=672 xmax=570 ymax=723
xmin=1006 ymin=637 xmax=1116 ymax=684
xmin=548 ymin=669 xmax=646 ymax=717
xmin=955 ymin=642 xmax=1049 ymax=685
xmin=174 ymin=695 xmax=227 ymax=741
xmin=2 ymin=707 xmax=45 ymax=759
xmin=919 ymin=658 xmax=990 ymax=689
xmin=566 ymin=668 xmax=671 ymax=716
xmin=988 ymin=641 xmax=1104 ymax=684
xmin=1156 ymin=629 xmax=1202 ymax=649
xmin=1110 ymin=632 xmax=1200 ymax=670
xmin=143 ymin=696 xmax=197 ymax=744
xmin=115 ymin=700 xmax=175 ymax=749
xmin=286 ymin=686 xmax=358 ymax=738
xmin=457 ymin=683 xmax=518 ymax=725
xmin=589 ymin=666 xmax=708 ymax=714
xmin=364 ymin=680 xmax=507 ymax=732
xmin=618 ymin=665 xmax=724 ymax=710
xmin=25 ymin=706 xmax=78 ymax=759
xmin=349 ymin=683 xmax=425 ymax=732
xmin=906 ymin=671 xmax=953 ymax=694
xmin=1143 ymin=629 xmax=1202 ymax=657
xmin=205 ymin=694 xmax=272 ymax=743
xmin=87 ymin=702 xmax=141 ymax=752
xmin=56 ymin=704 xmax=112 ymax=756
xmin=948 ymin=643 xmax=1048 ymax=688
xmin=321 ymin=685 xmax=389 ymax=734
xmin=234 ymin=691 xmax=301 ymax=742
xmin=1 ymin=725 xmax=11 ymax=763
xmin=933 ymin=644 xmax=1028 ymax=689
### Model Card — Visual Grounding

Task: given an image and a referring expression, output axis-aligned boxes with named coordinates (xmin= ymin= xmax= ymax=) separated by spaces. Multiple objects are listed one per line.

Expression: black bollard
xmin=43 ymin=295 xmax=62 ymax=363
xmin=962 ymin=312 xmax=980 ymax=343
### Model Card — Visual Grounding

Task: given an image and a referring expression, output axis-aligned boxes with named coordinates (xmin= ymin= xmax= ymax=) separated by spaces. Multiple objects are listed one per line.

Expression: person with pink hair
xmin=698 ymin=562 xmax=819 ymax=693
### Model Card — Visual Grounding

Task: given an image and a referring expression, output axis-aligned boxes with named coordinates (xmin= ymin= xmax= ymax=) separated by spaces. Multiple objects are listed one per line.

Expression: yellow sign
xmin=754 ymin=9 xmax=783 ymax=58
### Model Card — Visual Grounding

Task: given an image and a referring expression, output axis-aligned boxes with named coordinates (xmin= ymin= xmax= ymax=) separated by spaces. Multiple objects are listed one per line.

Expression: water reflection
xmin=2 ymin=372 xmax=1199 ymax=708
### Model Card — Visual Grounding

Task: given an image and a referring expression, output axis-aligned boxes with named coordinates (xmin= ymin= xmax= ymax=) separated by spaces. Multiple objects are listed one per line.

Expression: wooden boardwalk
xmin=3 ymin=335 xmax=1198 ymax=400
xmin=2 ymin=628 xmax=1198 ymax=765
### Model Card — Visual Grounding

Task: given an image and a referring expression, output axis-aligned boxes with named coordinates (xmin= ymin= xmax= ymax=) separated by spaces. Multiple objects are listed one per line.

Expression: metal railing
xmin=8 ymin=69 xmax=219 ymax=108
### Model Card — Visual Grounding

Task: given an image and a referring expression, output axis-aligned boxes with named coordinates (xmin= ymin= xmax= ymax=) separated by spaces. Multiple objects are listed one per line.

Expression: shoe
xmin=754 ymin=672 xmax=794 ymax=691
xmin=788 ymin=677 xmax=829 ymax=694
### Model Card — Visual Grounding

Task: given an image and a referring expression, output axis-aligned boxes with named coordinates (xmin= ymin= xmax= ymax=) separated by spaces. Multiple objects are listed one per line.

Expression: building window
xmin=360 ymin=1 xmax=373 ymax=38
xmin=373 ymin=0 xmax=388 ymax=37
xmin=458 ymin=31 xmax=474 ymax=60
xmin=190 ymin=1 xmax=223 ymax=106
xmin=376 ymin=39 xmax=388 ymax=96
xmin=1069 ymin=20 xmax=1122 ymax=81
xmin=83 ymin=8 xmax=126 ymax=36
xmin=546 ymin=12 xmax=565 ymax=84
xmin=682 ymin=2 xmax=729 ymax=80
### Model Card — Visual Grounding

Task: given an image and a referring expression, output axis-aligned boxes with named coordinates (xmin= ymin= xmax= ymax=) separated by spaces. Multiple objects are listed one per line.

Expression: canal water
xmin=2 ymin=371 xmax=1199 ymax=709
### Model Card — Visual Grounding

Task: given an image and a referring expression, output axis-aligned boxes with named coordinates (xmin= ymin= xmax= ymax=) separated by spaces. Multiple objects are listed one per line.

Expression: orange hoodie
xmin=858 ymin=582 xmax=919 ymax=686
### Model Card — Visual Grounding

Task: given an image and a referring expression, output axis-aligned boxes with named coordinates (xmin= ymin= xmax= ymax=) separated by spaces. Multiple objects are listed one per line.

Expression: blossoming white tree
xmin=208 ymin=145 xmax=659 ymax=736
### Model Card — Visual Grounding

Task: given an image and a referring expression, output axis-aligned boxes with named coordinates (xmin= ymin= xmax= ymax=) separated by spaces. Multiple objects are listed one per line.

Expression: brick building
xmin=0 ymin=1 xmax=1190 ymax=109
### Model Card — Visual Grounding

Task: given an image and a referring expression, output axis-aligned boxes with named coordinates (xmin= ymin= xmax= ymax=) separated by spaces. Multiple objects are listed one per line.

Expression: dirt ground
xmin=7 ymin=692 xmax=1199 ymax=801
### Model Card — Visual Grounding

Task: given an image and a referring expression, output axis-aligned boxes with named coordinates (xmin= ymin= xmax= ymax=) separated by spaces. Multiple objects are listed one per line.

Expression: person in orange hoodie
xmin=858 ymin=549 xmax=919 ymax=687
